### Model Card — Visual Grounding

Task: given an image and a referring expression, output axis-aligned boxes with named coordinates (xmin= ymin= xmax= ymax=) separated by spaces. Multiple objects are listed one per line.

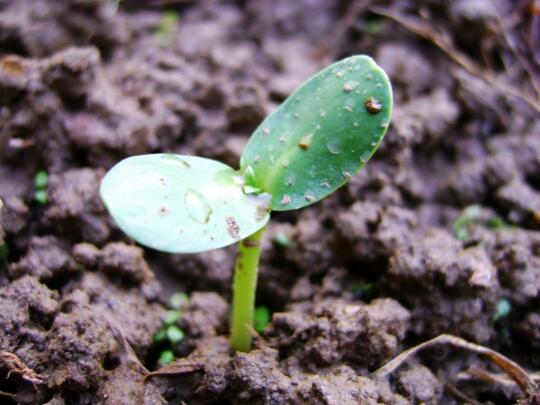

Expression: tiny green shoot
xmin=273 ymin=231 xmax=296 ymax=249
xmin=492 ymin=298 xmax=511 ymax=323
xmin=351 ymin=281 xmax=375 ymax=301
xmin=154 ymin=292 xmax=188 ymax=364
xmin=166 ymin=325 xmax=184 ymax=344
xmin=169 ymin=292 xmax=188 ymax=310
xmin=155 ymin=11 xmax=179 ymax=42
xmin=453 ymin=204 xmax=508 ymax=241
xmin=100 ymin=55 xmax=393 ymax=352
xmin=159 ymin=350 xmax=175 ymax=366
xmin=164 ymin=310 xmax=181 ymax=325
xmin=254 ymin=306 xmax=270 ymax=333
xmin=34 ymin=170 xmax=48 ymax=204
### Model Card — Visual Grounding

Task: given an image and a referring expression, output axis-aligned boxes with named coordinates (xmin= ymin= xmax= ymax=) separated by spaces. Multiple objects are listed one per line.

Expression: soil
xmin=0 ymin=0 xmax=539 ymax=404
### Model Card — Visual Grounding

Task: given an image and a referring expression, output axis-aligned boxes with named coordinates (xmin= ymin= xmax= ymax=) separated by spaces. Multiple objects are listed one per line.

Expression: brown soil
xmin=0 ymin=0 xmax=539 ymax=404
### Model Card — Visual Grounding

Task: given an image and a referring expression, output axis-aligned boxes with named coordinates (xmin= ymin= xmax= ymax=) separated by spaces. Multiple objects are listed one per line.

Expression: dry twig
xmin=373 ymin=334 xmax=539 ymax=402
xmin=144 ymin=362 xmax=203 ymax=383
xmin=370 ymin=6 xmax=540 ymax=113
xmin=0 ymin=351 xmax=45 ymax=386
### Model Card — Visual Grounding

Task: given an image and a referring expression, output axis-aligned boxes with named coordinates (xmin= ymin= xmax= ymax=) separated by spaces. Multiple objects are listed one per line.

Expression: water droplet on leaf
xmin=285 ymin=176 xmax=294 ymax=186
xmin=185 ymin=188 xmax=213 ymax=224
xmin=327 ymin=140 xmax=342 ymax=155
xmin=320 ymin=181 xmax=330 ymax=188
xmin=343 ymin=81 xmax=358 ymax=92
xmin=161 ymin=154 xmax=191 ymax=168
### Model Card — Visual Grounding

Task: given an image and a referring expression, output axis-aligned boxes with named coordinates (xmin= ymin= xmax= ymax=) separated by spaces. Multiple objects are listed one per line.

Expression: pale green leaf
xmin=100 ymin=154 xmax=270 ymax=253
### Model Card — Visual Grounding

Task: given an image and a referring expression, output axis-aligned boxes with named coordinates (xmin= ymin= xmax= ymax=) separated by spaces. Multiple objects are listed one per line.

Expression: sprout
xmin=158 ymin=350 xmax=174 ymax=366
xmin=100 ymin=55 xmax=393 ymax=352
xmin=34 ymin=170 xmax=48 ymax=205
xmin=254 ymin=306 xmax=270 ymax=334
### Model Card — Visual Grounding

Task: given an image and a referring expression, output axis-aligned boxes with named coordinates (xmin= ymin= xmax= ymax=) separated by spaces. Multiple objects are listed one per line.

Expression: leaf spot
xmin=281 ymin=195 xmax=291 ymax=206
xmin=364 ymin=96 xmax=382 ymax=114
xmin=159 ymin=205 xmax=169 ymax=216
xmin=225 ymin=216 xmax=240 ymax=240
xmin=298 ymin=134 xmax=313 ymax=150
xmin=255 ymin=205 xmax=268 ymax=221
xmin=242 ymin=239 xmax=259 ymax=248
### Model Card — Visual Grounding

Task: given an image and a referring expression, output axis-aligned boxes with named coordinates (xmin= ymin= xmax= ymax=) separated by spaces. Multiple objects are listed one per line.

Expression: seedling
xmin=453 ymin=204 xmax=508 ymax=241
xmin=34 ymin=170 xmax=48 ymax=204
xmin=100 ymin=55 xmax=392 ymax=352
xmin=155 ymin=11 xmax=179 ymax=43
xmin=158 ymin=350 xmax=175 ymax=366
xmin=154 ymin=292 xmax=188 ymax=364
xmin=492 ymin=298 xmax=511 ymax=323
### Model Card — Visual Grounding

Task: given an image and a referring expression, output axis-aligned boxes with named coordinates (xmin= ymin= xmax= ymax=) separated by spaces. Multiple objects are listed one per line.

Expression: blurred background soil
xmin=0 ymin=0 xmax=539 ymax=404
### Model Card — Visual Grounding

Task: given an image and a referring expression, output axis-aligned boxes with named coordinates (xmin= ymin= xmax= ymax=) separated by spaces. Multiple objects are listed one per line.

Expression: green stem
xmin=230 ymin=225 xmax=266 ymax=352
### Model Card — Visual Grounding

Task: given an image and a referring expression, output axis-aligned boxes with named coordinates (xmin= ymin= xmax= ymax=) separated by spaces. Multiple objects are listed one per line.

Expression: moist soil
xmin=0 ymin=1 xmax=539 ymax=404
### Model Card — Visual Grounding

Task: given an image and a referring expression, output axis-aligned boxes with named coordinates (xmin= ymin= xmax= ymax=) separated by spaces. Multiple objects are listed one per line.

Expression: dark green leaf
xmin=241 ymin=55 xmax=392 ymax=211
